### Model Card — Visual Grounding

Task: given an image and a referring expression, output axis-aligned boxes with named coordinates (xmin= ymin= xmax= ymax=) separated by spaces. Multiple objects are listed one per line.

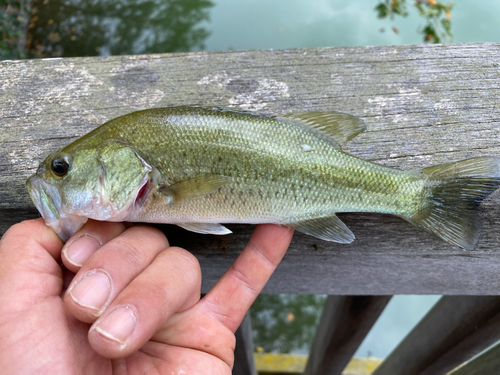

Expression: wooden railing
xmin=2 ymin=42 xmax=500 ymax=374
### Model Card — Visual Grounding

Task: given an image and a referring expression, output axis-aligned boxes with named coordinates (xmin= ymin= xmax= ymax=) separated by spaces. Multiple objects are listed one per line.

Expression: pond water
xmin=26 ymin=0 xmax=500 ymax=58
xmin=19 ymin=0 xmax=500 ymax=360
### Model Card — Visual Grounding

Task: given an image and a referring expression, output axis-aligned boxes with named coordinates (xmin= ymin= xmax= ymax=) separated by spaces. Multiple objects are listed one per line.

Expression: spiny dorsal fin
xmin=158 ymin=175 xmax=232 ymax=204
xmin=177 ymin=222 xmax=232 ymax=235
xmin=282 ymin=111 xmax=366 ymax=148
xmin=288 ymin=215 xmax=355 ymax=243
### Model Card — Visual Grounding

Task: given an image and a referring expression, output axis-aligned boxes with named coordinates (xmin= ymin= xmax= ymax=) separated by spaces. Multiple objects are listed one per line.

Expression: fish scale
xmin=85 ymin=107 xmax=422 ymax=222
xmin=27 ymin=106 xmax=500 ymax=249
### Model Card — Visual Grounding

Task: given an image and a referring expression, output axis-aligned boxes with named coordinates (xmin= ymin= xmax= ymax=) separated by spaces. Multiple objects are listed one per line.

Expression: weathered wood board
xmin=2 ymin=43 xmax=500 ymax=294
xmin=373 ymin=296 xmax=500 ymax=375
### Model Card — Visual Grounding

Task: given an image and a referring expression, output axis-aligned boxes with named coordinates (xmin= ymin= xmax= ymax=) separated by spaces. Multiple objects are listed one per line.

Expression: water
xmin=203 ymin=0 xmax=500 ymax=51
xmin=8 ymin=0 xmax=500 ymax=360
xmin=23 ymin=0 xmax=500 ymax=58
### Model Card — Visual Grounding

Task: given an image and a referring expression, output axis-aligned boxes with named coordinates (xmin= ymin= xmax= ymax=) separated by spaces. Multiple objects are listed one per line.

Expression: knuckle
xmin=109 ymin=239 xmax=146 ymax=267
xmin=128 ymin=225 xmax=169 ymax=248
xmin=165 ymin=247 xmax=201 ymax=281
xmin=5 ymin=220 xmax=37 ymax=239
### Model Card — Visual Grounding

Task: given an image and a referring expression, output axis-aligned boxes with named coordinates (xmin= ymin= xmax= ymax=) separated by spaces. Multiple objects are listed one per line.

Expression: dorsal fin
xmin=282 ymin=111 xmax=366 ymax=148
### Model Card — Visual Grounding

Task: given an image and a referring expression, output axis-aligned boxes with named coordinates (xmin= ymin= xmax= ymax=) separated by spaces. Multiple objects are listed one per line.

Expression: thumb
xmin=0 ymin=219 xmax=64 ymax=320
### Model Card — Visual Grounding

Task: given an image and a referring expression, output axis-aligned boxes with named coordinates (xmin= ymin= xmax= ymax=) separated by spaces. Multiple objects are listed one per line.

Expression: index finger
xmin=202 ymin=224 xmax=294 ymax=332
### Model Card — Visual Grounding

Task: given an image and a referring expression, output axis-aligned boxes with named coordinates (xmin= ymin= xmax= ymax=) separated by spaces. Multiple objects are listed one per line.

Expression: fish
xmin=26 ymin=105 xmax=500 ymax=250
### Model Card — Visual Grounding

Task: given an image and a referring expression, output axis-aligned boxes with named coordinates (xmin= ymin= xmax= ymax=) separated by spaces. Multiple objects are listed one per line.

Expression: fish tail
xmin=407 ymin=156 xmax=500 ymax=250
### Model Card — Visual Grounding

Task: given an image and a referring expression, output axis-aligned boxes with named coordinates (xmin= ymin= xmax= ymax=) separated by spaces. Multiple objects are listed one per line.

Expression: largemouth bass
xmin=26 ymin=106 xmax=500 ymax=250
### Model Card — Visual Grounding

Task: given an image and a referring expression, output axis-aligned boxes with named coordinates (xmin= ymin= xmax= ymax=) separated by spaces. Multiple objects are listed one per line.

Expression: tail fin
xmin=408 ymin=157 xmax=500 ymax=250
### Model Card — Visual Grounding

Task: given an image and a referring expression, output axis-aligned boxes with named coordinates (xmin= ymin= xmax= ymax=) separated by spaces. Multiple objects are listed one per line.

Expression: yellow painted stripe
xmin=254 ymin=353 xmax=308 ymax=372
xmin=254 ymin=354 xmax=383 ymax=374
xmin=343 ymin=357 xmax=384 ymax=375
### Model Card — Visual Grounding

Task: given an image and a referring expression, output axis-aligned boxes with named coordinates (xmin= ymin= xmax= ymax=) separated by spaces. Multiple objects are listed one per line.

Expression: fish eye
xmin=51 ymin=158 xmax=70 ymax=177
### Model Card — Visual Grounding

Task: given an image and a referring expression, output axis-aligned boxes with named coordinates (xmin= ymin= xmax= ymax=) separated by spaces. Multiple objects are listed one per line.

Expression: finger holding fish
xmin=61 ymin=220 xmax=129 ymax=272
xmin=87 ymin=244 xmax=202 ymax=359
xmin=64 ymin=225 xmax=170 ymax=323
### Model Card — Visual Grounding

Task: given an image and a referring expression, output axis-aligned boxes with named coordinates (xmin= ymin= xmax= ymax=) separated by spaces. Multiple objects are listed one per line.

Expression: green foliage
xmin=250 ymin=294 xmax=326 ymax=353
xmin=0 ymin=0 xmax=30 ymax=59
xmin=25 ymin=0 xmax=214 ymax=58
xmin=375 ymin=0 xmax=454 ymax=43
xmin=375 ymin=0 xmax=409 ymax=18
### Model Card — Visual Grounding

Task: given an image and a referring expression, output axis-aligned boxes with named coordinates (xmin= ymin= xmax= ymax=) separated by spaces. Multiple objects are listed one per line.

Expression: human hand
xmin=0 ymin=219 xmax=293 ymax=374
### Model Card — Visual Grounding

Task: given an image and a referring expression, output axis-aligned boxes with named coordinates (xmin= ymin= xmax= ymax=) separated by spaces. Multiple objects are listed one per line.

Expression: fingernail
xmin=94 ymin=305 xmax=137 ymax=345
xmin=69 ymin=270 xmax=111 ymax=312
xmin=63 ymin=235 xmax=101 ymax=267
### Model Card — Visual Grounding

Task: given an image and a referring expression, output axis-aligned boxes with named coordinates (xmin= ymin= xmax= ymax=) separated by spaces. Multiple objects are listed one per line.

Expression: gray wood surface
xmin=451 ymin=342 xmax=500 ymax=375
xmin=2 ymin=43 xmax=500 ymax=294
xmin=421 ymin=302 xmax=500 ymax=375
xmin=233 ymin=314 xmax=257 ymax=375
xmin=304 ymin=295 xmax=391 ymax=375
xmin=373 ymin=296 xmax=500 ymax=375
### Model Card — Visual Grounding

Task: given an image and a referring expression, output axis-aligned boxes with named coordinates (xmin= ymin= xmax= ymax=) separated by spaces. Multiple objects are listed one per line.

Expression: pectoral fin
xmin=282 ymin=111 xmax=366 ymax=148
xmin=177 ymin=222 xmax=232 ymax=235
xmin=158 ymin=175 xmax=232 ymax=204
xmin=289 ymin=215 xmax=355 ymax=243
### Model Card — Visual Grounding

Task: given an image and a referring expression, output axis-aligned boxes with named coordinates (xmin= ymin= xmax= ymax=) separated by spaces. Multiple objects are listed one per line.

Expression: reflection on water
xmin=250 ymin=294 xmax=326 ymax=354
xmin=27 ymin=0 xmax=214 ymax=58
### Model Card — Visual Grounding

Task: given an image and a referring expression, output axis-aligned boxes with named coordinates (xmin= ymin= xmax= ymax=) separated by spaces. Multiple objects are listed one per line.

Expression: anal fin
xmin=177 ymin=222 xmax=232 ymax=235
xmin=289 ymin=215 xmax=355 ymax=243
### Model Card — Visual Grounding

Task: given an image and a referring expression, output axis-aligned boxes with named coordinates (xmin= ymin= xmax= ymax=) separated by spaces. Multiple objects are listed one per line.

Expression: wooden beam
xmin=450 ymin=342 xmax=500 ymax=375
xmin=198 ymin=296 xmax=257 ymax=375
xmin=373 ymin=296 xmax=500 ymax=375
xmin=420 ymin=304 xmax=500 ymax=375
xmin=233 ymin=314 xmax=257 ymax=375
xmin=304 ymin=296 xmax=391 ymax=375
xmin=2 ymin=43 xmax=500 ymax=294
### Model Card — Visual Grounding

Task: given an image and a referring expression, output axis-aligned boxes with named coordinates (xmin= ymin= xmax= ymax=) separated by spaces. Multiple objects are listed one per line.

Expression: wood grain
xmin=2 ymin=43 xmax=500 ymax=294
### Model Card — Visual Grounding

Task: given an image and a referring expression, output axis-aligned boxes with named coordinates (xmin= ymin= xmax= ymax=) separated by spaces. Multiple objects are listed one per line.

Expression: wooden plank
xmin=304 ymin=296 xmax=391 ymax=375
xmin=420 ymin=303 xmax=500 ymax=375
xmin=450 ymin=342 xmax=500 ymax=375
xmin=2 ymin=43 xmax=500 ymax=294
xmin=373 ymin=296 xmax=500 ymax=375
xmin=233 ymin=314 xmax=257 ymax=375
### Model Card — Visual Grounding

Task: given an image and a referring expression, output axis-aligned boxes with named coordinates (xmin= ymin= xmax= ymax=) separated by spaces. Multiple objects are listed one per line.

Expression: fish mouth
xmin=26 ymin=174 xmax=87 ymax=241
xmin=27 ymin=175 xmax=60 ymax=221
